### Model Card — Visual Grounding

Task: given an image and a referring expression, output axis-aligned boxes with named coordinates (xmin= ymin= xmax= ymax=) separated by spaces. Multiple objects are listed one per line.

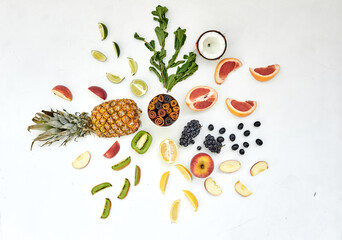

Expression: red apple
xmin=103 ymin=141 xmax=120 ymax=159
xmin=190 ymin=153 xmax=214 ymax=178
xmin=52 ymin=85 xmax=73 ymax=101
xmin=88 ymin=86 xmax=107 ymax=100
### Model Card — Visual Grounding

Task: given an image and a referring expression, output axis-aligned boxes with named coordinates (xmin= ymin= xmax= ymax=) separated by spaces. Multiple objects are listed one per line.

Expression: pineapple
xmin=28 ymin=99 xmax=142 ymax=149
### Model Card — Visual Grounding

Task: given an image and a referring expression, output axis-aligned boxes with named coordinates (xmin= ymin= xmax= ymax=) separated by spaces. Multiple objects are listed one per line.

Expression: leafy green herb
xmin=134 ymin=5 xmax=198 ymax=92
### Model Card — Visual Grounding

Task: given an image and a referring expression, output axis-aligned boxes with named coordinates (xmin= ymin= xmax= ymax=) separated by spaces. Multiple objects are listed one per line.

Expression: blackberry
xmin=203 ymin=134 xmax=223 ymax=154
xmin=179 ymin=120 xmax=201 ymax=147
xmin=219 ymin=128 xmax=226 ymax=134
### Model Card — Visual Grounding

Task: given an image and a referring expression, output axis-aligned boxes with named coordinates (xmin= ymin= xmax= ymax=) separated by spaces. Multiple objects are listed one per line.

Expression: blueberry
xmin=238 ymin=123 xmax=244 ymax=130
xmin=256 ymin=139 xmax=263 ymax=146
xmin=239 ymin=149 xmax=245 ymax=155
xmin=217 ymin=136 xmax=224 ymax=143
xmin=197 ymin=146 xmax=202 ymax=150
xmin=229 ymin=134 xmax=236 ymax=142
xmin=254 ymin=121 xmax=261 ymax=127
xmin=208 ymin=124 xmax=214 ymax=131
xmin=244 ymin=130 xmax=250 ymax=137
xmin=219 ymin=128 xmax=226 ymax=134
xmin=190 ymin=139 xmax=195 ymax=144
xmin=231 ymin=144 xmax=239 ymax=150
xmin=243 ymin=142 xmax=249 ymax=148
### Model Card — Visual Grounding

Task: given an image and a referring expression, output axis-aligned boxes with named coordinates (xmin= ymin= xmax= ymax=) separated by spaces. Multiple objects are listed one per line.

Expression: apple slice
xmin=204 ymin=178 xmax=222 ymax=196
xmin=219 ymin=160 xmax=241 ymax=173
xmin=52 ymin=85 xmax=73 ymax=101
xmin=88 ymin=86 xmax=107 ymax=100
xmin=234 ymin=181 xmax=252 ymax=197
xmin=250 ymin=161 xmax=268 ymax=176
xmin=103 ymin=141 xmax=120 ymax=159
xmin=72 ymin=151 xmax=91 ymax=169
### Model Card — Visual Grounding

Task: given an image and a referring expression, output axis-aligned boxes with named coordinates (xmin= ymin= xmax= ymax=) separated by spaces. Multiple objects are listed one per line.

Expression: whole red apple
xmin=190 ymin=153 xmax=214 ymax=178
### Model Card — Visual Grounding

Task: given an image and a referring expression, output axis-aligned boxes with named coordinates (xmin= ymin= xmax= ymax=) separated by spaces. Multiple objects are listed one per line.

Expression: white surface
xmin=1 ymin=0 xmax=342 ymax=239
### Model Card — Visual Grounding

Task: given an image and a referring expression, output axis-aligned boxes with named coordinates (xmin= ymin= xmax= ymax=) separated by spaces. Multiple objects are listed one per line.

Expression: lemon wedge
xmin=170 ymin=200 xmax=180 ymax=223
xmin=160 ymin=171 xmax=170 ymax=194
xmin=91 ymin=50 xmax=107 ymax=62
xmin=183 ymin=190 xmax=198 ymax=212
xmin=175 ymin=164 xmax=192 ymax=182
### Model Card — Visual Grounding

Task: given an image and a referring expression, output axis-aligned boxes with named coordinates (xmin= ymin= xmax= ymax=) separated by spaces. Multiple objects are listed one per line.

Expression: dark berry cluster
xmin=204 ymin=134 xmax=223 ymax=153
xmin=179 ymin=120 xmax=201 ymax=147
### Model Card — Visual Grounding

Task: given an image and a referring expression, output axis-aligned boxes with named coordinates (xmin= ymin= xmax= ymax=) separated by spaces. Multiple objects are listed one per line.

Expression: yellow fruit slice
xmin=127 ymin=57 xmax=138 ymax=76
xmin=91 ymin=50 xmax=107 ymax=62
xmin=175 ymin=164 xmax=192 ymax=182
xmin=98 ymin=23 xmax=108 ymax=40
xmin=183 ymin=190 xmax=198 ymax=212
xmin=159 ymin=139 xmax=178 ymax=164
xmin=106 ymin=73 xmax=125 ymax=83
xmin=113 ymin=42 xmax=120 ymax=58
xmin=170 ymin=200 xmax=180 ymax=223
xmin=160 ymin=171 xmax=170 ymax=194
xmin=130 ymin=79 xmax=147 ymax=96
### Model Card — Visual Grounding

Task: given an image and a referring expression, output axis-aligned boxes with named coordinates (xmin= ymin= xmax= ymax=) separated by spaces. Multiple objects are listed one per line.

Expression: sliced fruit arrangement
xmin=204 ymin=178 xmax=222 ymax=196
xmin=98 ymin=23 xmax=108 ymax=40
xmin=28 ymin=99 xmax=142 ymax=149
xmin=215 ymin=58 xmax=242 ymax=84
xmin=183 ymin=190 xmax=198 ymax=212
xmin=52 ymin=85 xmax=73 ymax=101
xmin=91 ymin=50 xmax=107 ymax=62
xmin=196 ymin=30 xmax=227 ymax=60
xmin=134 ymin=165 xmax=141 ymax=186
xmin=190 ymin=153 xmax=214 ymax=178
xmin=185 ymin=86 xmax=218 ymax=111
xmin=88 ymin=86 xmax=107 ymax=100
xmin=179 ymin=120 xmax=201 ymax=147
xmin=148 ymin=94 xmax=180 ymax=127
xmin=127 ymin=57 xmax=138 ymax=76
xmin=118 ymin=178 xmax=130 ymax=199
xmin=101 ymin=198 xmax=111 ymax=219
xmin=103 ymin=141 xmax=120 ymax=159
xmin=170 ymin=200 xmax=180 ymax=223
xmin=106 ymin=73 xmax=125 ymax=84
xmin=113 ymin=42 xmax=120 ymax=58
xmin=175 ymin=164 xmax=192 ymax=182
xmin=160 ymin=171 xmax=170 ymax=194
xmin=226 ymin=98 xmax=257 ymax=117
xmin=219 ymin=160 xmax=241 ymax=173
xmin=250 ymin=64 xmax=280 ymax=82
xmin=112 ymin=156 xmax=131 ymax=171
xmin=131 ymin=131 xmax=152 ymax=154
xmin=72 ymin=151 xmax=91 ymax=169
xmin=91 ymin=182 xmax=112 ymax=195
xmin=235 ymin=181 xmax=252 ymax=197
xmin=159 ymin=139 xmax=178 ymax=164
xmin=250 ymin=161 xmax=268 ymax=176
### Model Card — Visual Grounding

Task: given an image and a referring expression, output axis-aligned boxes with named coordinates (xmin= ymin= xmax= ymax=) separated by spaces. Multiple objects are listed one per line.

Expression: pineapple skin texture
xmin=90 ymin=99 xmax=142 ymax=138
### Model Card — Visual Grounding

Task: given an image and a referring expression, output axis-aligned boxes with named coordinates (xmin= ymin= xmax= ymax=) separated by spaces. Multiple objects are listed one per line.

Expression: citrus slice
xmin=226 ymin=98 xmax=257 ymax=117
xmin=185 ymin=86 xmax=218 ymax=111
xmin=106 ymin=73 xmax=125 ymax=83
xmin=249 ymin=64 xmax=280 ymax=82
xmin=91 ymin=50 xmax=107 ymax=62
xmin=127 ymin=57 xmax=138 ymax=76
xmin=183 ymin=190 xmax=198 ymax=212
xmin=159 ymin=139 xmax=178 ymax=164
xmin=130 ymin=79 xmax=147 ymax=96
xmin=170 ymin=200 xmax=180 ymax=223
xmin=160 ymin=171 xmax=170 ymax=194
xmin=98 ymin=23 xmax=108 ymax=40
xmin=175 ymin=164 xmax=192 ymax=182
xmin=214 ymin=58 xmax=242 ymax=84
xmin=113 ymin=42 xmax=120 ymax=58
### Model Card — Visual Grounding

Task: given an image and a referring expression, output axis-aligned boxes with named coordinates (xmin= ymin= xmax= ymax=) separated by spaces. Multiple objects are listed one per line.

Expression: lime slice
xmin=98 ymin=23 xmax=108 ymax=40
xmin=106 ymin=73 xmax=125 ymax=83
xmin=130 ymin=79 xmax=147 ymax=96
xmin=113 ymin=42 xmax=120 ymax=58
xmin=127 ymin=57 xmax=138 ymax=76
xmin=91 ymin=50 xmax=107 ymax=62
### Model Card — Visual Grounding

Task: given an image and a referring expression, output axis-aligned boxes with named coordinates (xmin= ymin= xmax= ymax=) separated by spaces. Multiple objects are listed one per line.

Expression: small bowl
xmin=147 ymin=94 xmax=180 ymax=127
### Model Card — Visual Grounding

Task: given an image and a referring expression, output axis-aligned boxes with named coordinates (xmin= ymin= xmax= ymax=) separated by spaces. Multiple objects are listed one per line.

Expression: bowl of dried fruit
xmin=147 ymin=94 xmax=180 ymax=127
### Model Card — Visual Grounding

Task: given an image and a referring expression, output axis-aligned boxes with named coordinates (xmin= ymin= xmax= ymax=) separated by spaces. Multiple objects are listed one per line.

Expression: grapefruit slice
xmin=226 ymin=98 xmax=257 ymax=117
xmin=249 ymin=64 xmax=280 ymax=82
xmin=215 ymin=58 xmax=242 ymax=84
xmin=185 ymin=86 xmax=218 ymax=111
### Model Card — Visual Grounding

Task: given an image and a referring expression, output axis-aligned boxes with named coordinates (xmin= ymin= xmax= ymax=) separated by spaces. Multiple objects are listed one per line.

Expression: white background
xmin=1 ymin=0 xmax=342 ymax=239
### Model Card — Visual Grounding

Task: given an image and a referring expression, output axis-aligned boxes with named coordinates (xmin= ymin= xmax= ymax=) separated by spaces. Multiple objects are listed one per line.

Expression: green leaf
xmin=134 ymin=33 xmax=145 ymax=41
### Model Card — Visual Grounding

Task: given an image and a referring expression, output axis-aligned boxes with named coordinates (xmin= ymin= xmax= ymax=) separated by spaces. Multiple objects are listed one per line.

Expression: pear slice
xmin=234 ymin=181 xmax=252 ymax=197
xmin=72 ymin=151 xmax=91 ymax=169
xmin=219 ymin=160 xmax=241 ymax=173
xmin=250 ymin=161 xmax=268 ymax=176
xmin=196 ymin=30 xmax=227 ymax=60
xmin=204 ymin=178 xmax=222 ymax=196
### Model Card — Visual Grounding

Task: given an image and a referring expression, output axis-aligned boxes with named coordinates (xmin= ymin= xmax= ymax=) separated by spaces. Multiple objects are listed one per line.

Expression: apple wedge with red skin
xmin=234 ymin=181 xmax=252 ymax=197
xmin=88 ymin=86 xmax=107 ymax=100
xmin=190 ymin=153 xmax=214 ymax=178
xmin=103 ymin=141 xmax=120 ymax=159
xmin=72 ymin=151 xmax=91 ymax=169
xmin=250 ymin=161 xmax=268 ymax=176
xmin=52 ymin=85 xmax=73 ymax=101
xmin=204 ymin=177 xmax=222 ymax=196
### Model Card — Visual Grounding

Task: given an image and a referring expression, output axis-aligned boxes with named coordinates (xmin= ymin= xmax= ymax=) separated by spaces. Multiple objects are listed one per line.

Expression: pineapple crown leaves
xmin=28 ymin=109 xmax=92 ymax=150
